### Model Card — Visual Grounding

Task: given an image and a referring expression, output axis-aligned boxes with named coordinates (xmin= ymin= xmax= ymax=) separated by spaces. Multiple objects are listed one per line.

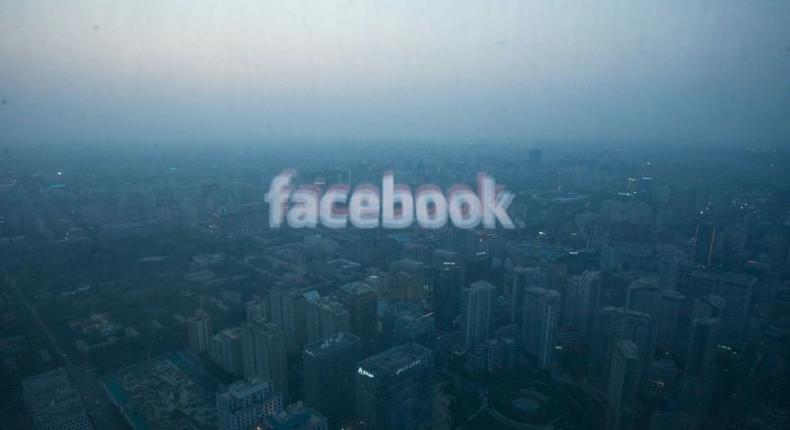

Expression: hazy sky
xmin=1 ymin=0 xmax=788 ymax=146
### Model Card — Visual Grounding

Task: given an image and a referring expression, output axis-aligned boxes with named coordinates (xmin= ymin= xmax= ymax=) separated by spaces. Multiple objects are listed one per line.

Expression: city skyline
xmin=1 ymin=2 xmax=789 ymax=430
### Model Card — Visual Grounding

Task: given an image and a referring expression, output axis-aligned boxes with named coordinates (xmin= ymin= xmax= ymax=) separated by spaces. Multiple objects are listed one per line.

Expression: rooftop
xmin=719 ymin=272 xmax=758 ymax=286
xmin=227 ymin=379 xmax=272 ymax=399
xmin=304 ymin=331 xmax=361 ymax=356
xmin=357 ymin=343 xmax=432 ymax=377
xmin=615 ymin=340 xmax=639 ymax=359
xmin=338 ymin=281 xmax=376 ymax=296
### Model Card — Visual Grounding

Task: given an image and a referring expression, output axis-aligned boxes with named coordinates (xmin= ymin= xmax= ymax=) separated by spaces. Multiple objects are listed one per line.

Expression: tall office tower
xmin=691 ymin=293 xmax=726 ymax=319
xmin=389 ymin=258 xmax=429 ymax=302
xmin=692 ymin=223 xmax=718 ymax=267
xmin=216 ymin=380 xmax=283 ymax=430
xmin=460 ymin=280 xmax=495 ymax=349
xmin=242 ymin=320 xmax=266 ymax=382
xmin=431 ymin=249 xmax=463 ymax=329
xmin=678 ymin=318 xmax=722 ymax=422
xmin=468 ymin=249 xmax=496 ymax=285
xmin=336 ymin=281 xmax=378 ymax=353
xmin=685 ymin=318 xmax=720 ymax=379
xmin=656 ymin=290 xmax=688 ymax=354
xmin=522 ymin=287 xmax=562 ymax=368
xmin=681 ymin=270 xmax=719 ymax=298
xmin=468 ymin=323 xmax=521 ymax=370
xmin=186 ymin=309 xmax=213 ymax=353
xmin=246 ymin=297 xmax=268 ymax=322
xmin=211 ymin=328 xmax=245 ymax=376
xmin=589 ymin=307 xmax=657 ymax=389
xmin=496 ymin=324 xmax=520 ymax=368
xmin=306 ymin=297 xmax=350 ymax=343
xmin=264 ymin=402 xmax=328 ymax=430
xmin=566 ymin=248 xmax=600 ymax=275
xmin=546 ymin=203 xmax=572 ymax=244
xmin=607 ymin=340 xmax=641 ymax=430
xmin=241 ymin=321 xmax=288 ymax=398
xmin=404 ymin=242 xmax=431 ymax=265
xmin=658 ymin=255 xmax=681 ymax=290
xmin=562 ymin=270 xmax=600 ymax=334
xmin=646 ymin=358 xmax=679 ymax=403
xmin=380 ymin=300 xmax=435 ymax=349
xmin=443 ymin=228 xmax=477 ymax=264
xmin=22 ymin=368 xmax=94 ymax=430
xmin=509 ymin=266 xmax=546 ymax=324
xmin=355 ymin=343 xmax=434 ymax=430
xmin=469 ymin=337 xmax=500 ymax=371
xmin=715 ymin=273 xmax=757 ymax=347
xmin=625 ymin=277 xmax=661 ymax=318
xmin=303 ymin=332 xmax=362 ymax=429
xmin=270 ymin=284 xmax=315 ymax=356
xmin=509 ymin=266 xmax=528 ymax=324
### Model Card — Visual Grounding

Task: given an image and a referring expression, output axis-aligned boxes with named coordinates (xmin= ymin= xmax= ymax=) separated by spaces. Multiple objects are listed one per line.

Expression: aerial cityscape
xmin=1 ymin=1 xmax=789 ymax=430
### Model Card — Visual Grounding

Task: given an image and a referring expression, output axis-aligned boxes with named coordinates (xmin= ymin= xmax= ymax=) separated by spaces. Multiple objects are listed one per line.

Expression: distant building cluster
xmin=3 ymin=147 xmax=790 ymax=430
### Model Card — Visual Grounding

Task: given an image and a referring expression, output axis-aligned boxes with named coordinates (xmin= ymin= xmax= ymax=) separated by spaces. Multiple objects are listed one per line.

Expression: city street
xmin=3 ymin=269 xmax=130 ymax=430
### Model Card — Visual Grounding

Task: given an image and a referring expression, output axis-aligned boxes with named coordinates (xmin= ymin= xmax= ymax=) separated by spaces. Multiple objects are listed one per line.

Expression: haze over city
xmin=2 ymin=0 xmax=789 ymax=146
xmin=1 ymin=2 xmax=790 ymax=430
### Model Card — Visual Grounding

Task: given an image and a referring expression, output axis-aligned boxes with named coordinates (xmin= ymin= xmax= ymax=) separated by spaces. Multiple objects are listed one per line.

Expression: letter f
xmin=266 ymin=170 xmax=294 ymax=228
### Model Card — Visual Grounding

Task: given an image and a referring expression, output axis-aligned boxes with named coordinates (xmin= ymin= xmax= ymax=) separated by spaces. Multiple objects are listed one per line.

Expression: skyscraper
xmin=562 ymin=270 xmax=600 ymax=334
xmin=356 ymin=343 xmax=434 ymax=430
xmin=692 ymin=223 xmax=718 ymax=267
xmin=306 ymin=297 xmax=350 ymax=344
xmin=211 ymin=327 xmax=244 ymax=376
xmin=680 ymin=270 xmax=719 ymax=298
xmin=336 ymin=281 xmax=378 ymax=353
xmin=246 ymin=297 xmax=268 ymax=322
xmin=241 ymin=321 xmax=289 ymax=398
xmin=270 ymin=284 xmax=314 ymax=356
xmin=460 ymin=280 xmax=495 ymax=349
xmin=607 ymin=340 xmax=641 ymax=430
xmin=625 ymin=277 xmax=661 ymax=318
xmin=217 ymin=379 xmax=283 ymax=430
xmin=691 ymin=293 xmax=726 ymax=320
xmin=646 ymin=357 xmax=679 ymax=403
xmin=186 ymin=309 xmax=213 ymax=353
xmin=389 ymin=258 xmax=429 ymax=302
xmin=431 ymin=249 xmax=463 ymax=329
xmin=678 ymin=319 xmax=721 ymax=423
xmin=656 ymin=290 xmax=687 ymax=354
xmin=443 ymin=228 xmax=477 ymax=264
xmin=242 ymin=320 xmax=266 ymax=382
xmin=590 ymin=307 xmax=657 ymax=389
xmin=303 ymin=332 xmax=362 ymax=429
xmin=522 ymin=287 xmax=561 ymax=368
xmin=380 ymin=300 xmax=435 ymax=349
xmin=715 ymin=272 xmax=756 ymax=347
xmin=508 ymin=266 xmax=546 ymax=324
xmin=566 ymin=248 xmax=600 ymax=275
xmin=684 ymin=318 xmax=720 ymax=379
xmin=658 ymin=255 xmax=681 ymax=290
